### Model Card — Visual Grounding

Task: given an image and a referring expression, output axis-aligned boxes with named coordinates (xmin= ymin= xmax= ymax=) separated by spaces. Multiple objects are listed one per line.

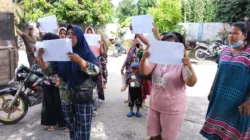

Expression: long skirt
xmin=97 ymin=56 xmax=105 ymax=100
xmin=41 ymin=84 xmax=65 ymax=127
xmin=62 ymin=103 xmax=93 ymax=140
xmin=100 ymin=53 xmax=108 ymax=84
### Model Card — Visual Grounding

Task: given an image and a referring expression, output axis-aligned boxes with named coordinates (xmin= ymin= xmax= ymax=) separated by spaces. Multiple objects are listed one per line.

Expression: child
xmin=126 ymin=62 xmax=143 ymax=117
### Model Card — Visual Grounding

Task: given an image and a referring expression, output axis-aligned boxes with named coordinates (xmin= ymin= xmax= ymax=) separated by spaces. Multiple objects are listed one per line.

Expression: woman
xmin=200 ymin=22 xmax=250 ymax=140
xmin=40 ymin=33 xmax=66 ymax=131
xmin=97 ymin=29 xmax=109 ymax=89
xmin=85 ymin=27 xmax=105 ymax=100
xmin=58 ymin=27 xmax=67 ymax=38
xmin=38 ymin=25 xmax=99 ymax=140
xmin=138 ymin=32 xmax=197 ymax=140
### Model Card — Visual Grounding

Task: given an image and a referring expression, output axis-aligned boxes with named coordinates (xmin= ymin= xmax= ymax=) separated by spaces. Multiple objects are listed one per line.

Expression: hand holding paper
xmin=148 ymin=41 xmax=185 ymax=65
xmin=34 ymin=41 xmax=43 ymax=57
xmin=43 ymin=38 xmax=73 ymax=61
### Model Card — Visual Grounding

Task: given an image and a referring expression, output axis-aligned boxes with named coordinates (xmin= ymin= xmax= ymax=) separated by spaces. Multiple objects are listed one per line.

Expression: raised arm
xmin=139 ymin=48 xmax=154 ymax=76
xmin=152 ymin=24 xmax=161 ymax=40
xmin=15 ymin=26 xmax=23 ymax=36
xmin=135 ymin=34 xmax=150 ymax=47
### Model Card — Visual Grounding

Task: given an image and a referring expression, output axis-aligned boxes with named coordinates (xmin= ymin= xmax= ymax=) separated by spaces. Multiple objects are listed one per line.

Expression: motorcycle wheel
xmin=0 ymin=92 xmax=29 ymax=125
xmin=195 ymin=48 xmax=208 ymax=60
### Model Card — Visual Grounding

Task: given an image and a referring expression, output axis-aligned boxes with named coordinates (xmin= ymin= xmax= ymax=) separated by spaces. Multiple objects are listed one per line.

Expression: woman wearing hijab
xmin=58 ymin=27 xmax=67 ymax=39
xmin=85 ymin=27 xmax=105 ymax=101
xmin=40 ymin=33 xmax=66 ymax=131
xmin=97 ymin=29 xmax=109 ymax=89
xmin=38 ymin=25 xmax=99 ymax=140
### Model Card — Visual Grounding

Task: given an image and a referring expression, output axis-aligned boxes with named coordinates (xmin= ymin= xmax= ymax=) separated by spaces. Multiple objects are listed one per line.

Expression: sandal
xmin=136 ymin=111 xmax=142 ymax=117
xmin=48 ymin=125 xmax=58 ymax=131
xmin=127 ymin=111 xmax=134 ymax=117
xmin=64 ymin=128 xmax=69 ymax=132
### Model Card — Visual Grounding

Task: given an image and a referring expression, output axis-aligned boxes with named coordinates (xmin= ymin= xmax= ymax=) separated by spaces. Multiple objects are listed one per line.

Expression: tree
xmin=137 ymin=0 xmax=157 ymax=15
xmin=117 ymin=0 xmax=138 ymax=19
xmin=149 ymin=0 xmax=183 ymax=32
xmin=215 ymin=0 xmax=250 ymax=22
xmin=21 ymin=0 xmax=113 ymax=25
xmin=203 ymin=0 xmax=216 ymax=22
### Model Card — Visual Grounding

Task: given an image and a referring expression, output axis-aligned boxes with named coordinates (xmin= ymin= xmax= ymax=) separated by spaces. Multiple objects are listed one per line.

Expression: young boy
xmin=126 ymin=62 xmax=143 ymax=117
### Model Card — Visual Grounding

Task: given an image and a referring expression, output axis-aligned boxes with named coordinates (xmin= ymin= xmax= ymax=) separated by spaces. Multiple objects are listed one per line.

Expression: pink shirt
xmin=147 ymin=62 xmax=188 ymax=114
xmin=90 ymin=46 xmax=101 ymax=57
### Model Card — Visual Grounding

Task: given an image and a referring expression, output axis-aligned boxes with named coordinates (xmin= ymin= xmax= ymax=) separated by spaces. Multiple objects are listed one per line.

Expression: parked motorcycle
xmin=194 ymin=41 xmax=228 ymax=60
xmin=0 ymin=64 xmax=48 ymax=124
xmin=112 ymin=39 xmax=127 ymax=57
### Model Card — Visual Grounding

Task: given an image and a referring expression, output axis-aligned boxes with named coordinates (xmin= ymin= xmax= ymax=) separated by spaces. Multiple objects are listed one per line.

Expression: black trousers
xmin=41 ymin=84 xmax=66 ymax=127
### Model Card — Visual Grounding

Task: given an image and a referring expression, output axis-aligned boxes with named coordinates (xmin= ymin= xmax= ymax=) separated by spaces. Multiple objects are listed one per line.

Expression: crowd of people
xmin=15 ymin=18 xmax=250 ymax=140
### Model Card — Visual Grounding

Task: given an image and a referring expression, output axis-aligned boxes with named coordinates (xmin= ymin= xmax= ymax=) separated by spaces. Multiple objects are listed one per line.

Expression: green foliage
xmin=117 ymin=0 xmax=138 ymax=19
xmin=149 ymin=0 xmax=183 ymax=32
xmin=110 ymin=17 xmax=132 ymax=40
xmin=203 ymin=0 xmax=216 ymax=22
xmin=215 ymin=0 xmax=250 ymax=22
xmin=182 ymin=0 xmax=216 ymax=22
xmin=137 ymin=0 xmax=157 ymax=15
xmin=182 ymin=0 xmax=250 ymax=23
xmin=21 ymin=0 xmax=113 ymax=25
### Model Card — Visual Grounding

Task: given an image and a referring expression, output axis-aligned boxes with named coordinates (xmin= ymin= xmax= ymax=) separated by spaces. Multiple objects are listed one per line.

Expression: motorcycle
xmin=194 ymin=41 xmax=228 ymax=60
xmin=112 ymin=39 xmax=127 ymax=57
xmin=0 ymin=64 xmax=49 ymax=124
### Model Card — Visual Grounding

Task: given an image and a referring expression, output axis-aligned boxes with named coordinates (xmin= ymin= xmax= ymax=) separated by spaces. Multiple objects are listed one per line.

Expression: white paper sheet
xmin=148 ymin=41 xmax=185 ymax=65
xmin=43 ymin=38 xmax=73 ymax=61
xmin=84 ymin=34 xmax=101 ymax=47
xmin=38 ymin=15 xmax=58 ymax=32
xmin=34 ymin=41 xmax=43 ymax=57
xmin=132 ymin=15 xmax=154 ymax=34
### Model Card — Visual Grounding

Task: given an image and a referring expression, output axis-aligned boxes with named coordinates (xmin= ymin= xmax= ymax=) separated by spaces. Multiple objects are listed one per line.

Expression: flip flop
xmin=127 ymin=111 xmax=134 ymax=117
xmin=48 ymin=125 xmax=58 ymax=131
xmin=64 ymin=128 xmax=69 ymax=132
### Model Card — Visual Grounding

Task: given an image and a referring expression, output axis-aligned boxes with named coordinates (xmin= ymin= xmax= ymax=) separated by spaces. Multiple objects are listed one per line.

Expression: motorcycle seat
xmin=0 ymin=88 xmax=17 ymax=93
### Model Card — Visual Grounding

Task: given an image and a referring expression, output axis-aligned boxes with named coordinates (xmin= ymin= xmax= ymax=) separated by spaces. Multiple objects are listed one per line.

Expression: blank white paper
xmin=84 ymin=34 xmax=101 ymax=47
xmin=148 ymin=41 xmax=185 ymax=65
xmin=132 ymin=15 xmax=154 ymax=34
xmin=43 ymin=38 xmax=73 ymax=61
xmin=38 ymin=15 xmax=58 ymax=33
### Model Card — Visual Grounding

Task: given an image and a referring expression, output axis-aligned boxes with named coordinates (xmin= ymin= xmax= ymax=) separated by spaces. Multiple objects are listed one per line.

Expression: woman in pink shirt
xmin=137 ymin=32 xmax=197 ymax=140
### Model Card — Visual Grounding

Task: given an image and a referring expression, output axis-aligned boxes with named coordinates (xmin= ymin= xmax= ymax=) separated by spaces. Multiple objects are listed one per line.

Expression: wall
xmin=181 ymin=23 xmax=231 ymax=41
xmin=0 ymin=0 xmax=18 ymax=85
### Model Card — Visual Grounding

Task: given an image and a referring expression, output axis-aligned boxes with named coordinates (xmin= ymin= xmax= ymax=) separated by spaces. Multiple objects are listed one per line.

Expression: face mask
xmin=136 ymin=43 xmax=140 ymax=48
xmin=229 ymin=40 xmax=243 ymax=48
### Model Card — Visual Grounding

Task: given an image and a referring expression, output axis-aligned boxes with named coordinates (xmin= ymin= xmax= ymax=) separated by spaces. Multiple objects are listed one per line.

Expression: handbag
xmin=72 ymin=87 xmax=93 ymax=104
